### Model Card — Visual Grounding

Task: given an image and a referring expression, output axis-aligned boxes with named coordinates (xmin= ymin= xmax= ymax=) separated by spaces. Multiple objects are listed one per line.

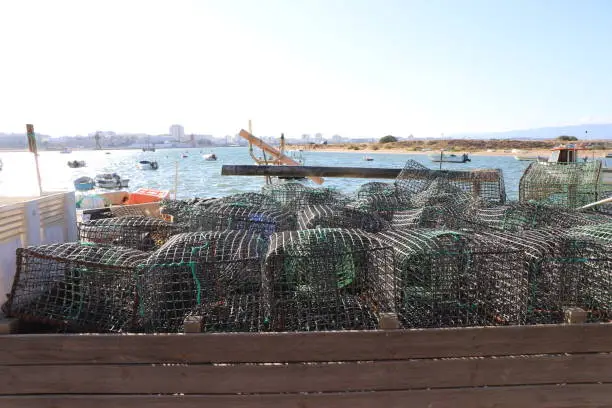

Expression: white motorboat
xmin=202 ymin=153 xmax=217 ymax=161
xmin=514 ymin=155 xmax=539 ymax=161
xmin=137 ymin=160 xmax=159 ymax=170
xmin=95 ymin=173 xmax=129 ymax=189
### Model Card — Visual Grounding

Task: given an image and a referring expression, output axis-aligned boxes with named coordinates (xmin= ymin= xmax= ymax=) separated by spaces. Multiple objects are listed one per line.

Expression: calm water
xmin=0 ymin=148 xmax=532 ymax=200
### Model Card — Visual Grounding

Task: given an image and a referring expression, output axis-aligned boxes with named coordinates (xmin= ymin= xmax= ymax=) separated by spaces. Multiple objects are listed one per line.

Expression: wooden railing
xmin=0 ymin=322 xmax=610 ymax=407
xmin=0 ymin=192 xmax=77 ymax=305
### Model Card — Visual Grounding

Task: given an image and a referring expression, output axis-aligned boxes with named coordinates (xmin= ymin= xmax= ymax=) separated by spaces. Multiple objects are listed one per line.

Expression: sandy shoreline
xmin=286 ymin=147 xmax=609 ymax=158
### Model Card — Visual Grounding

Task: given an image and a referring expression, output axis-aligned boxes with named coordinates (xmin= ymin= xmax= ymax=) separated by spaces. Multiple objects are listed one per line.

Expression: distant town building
xmin=331 ymin=134 xmax=343 ymax=143
xmin=314 ymin=133 xmax=323 ymax=143
xmin=170 ymin=124 xmax=185 ymax=142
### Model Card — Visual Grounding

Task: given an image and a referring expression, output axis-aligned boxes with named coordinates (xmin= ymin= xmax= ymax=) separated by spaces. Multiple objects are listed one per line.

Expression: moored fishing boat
xmin=95 ymin=173 xmax=129 ymax=189
xmin=202 ymin=153 xmax=217 ymax=161
xmin=429 ymin=152 xmax=471 ymax=163
xmin=137 ymin=160 xmax=159 ymax=170
xmin=73 ymin=176 xmax=95 ymax=191
xmin=67 ymin=160 xmax=86 ymax=168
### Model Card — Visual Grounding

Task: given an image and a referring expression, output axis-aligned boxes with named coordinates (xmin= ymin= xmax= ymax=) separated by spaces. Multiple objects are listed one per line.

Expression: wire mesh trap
xmin=78 ymin=216 xmax=181 ymax=251
xmin=376 ymin=229 xmax=528 ymax=328
xmin=3 ymin=243 xmax=148 ymax=332
xmin=297 ymin=204 xmax=390 ymax=233
xmin=519 ymin=161 xmax=604 ymax=208
xmin=394 ymin=159 xmax=506 ymax=204
xmin=182 ymin=202 xmax=296 ymax=236
xmin=159 ymin=197 xmax=219 ymax=224
xmin=393 ymin=178 xmax=477 ymax=229
xmin=350 ymin=194 xmax=414 ymax=222
xmin=261 ymin=182 xmax=347 ymax=209
xmin=262 ymin=228 xmax=395 ymax=332
xmin=137 ymin=230 xmax=267 ymax=333
xmin=474 ymin=229 xmax=611 ymax=323
xmin=461 ymin=201 xmax=612 ymax=233
xmin=355 ymin=182 xmax=398 ymax=199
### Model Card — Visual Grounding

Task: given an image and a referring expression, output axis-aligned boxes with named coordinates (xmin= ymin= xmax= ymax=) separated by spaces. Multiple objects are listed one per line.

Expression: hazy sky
xmin=1 ymin=0 xmax=611 ymax=138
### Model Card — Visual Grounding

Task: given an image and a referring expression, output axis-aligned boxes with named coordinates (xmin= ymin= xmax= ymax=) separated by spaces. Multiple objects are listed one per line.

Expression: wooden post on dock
xmin=26 ymin=124 xmax=43 ymax=196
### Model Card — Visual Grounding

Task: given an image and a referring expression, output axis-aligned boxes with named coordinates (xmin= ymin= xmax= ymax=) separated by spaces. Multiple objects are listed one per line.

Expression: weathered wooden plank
xmin=1 ymin=354 xmax=610 ymax=395
xmin=1 ymin=384 xmax=611 ymax=408
xmin=221 ymin=164 xmax=502 ymax=181
xmin=0 ymin=324 xmax=610 ymax=365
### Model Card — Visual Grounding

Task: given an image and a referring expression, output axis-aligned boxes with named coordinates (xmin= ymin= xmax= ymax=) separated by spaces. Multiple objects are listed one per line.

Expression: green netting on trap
xmin=78 ymin=216 xmax=181 ymax=251
xmin=461 ymin=201 xmax=612 ymax=233
xmin=394 ymin=159 xmax=506 ymax=204
xmin=376 ymin=229 xmax=528 ymax=328
xmin=159 ymin=197 xmax=219 ymax=224
xmin=391 ymin=178 xmax=476 ymax=229
xmin=297 ymin=204 xmax=389 ymax=233
xmin=137 ymin=230 xmax=267 ymax=333
xmin=180 ymin=203 xmax=296 ymax=236
xmin=474 ymin=229 xmax=611 ymax=323
xmin=519 ymin=161 xmax=604 ymax=208
xmin=2 ymin=243 xmax=147 ymax=332
xmin=350 ymin=195 xmax=413 ymax=221
xmin=566 ymin=222 xmax=612 ymax=243
xmin=262 ymin=228 xmax=395 ymax=331
xmin=356 ymin=182 xmax=397 ymax=199
xmin=261 ymin=182 xmax=347 ymax=209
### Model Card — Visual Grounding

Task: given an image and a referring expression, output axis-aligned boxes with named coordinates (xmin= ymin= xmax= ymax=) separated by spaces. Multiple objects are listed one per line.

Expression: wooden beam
xmin=238 ymin=130 xmax=324 ymax=185
xmin=2 ymin=354 xmax=610 ymax=395
xmin=221 ymin=165 xmax=502 ymax=181
xmin=0 ymin=324 xmax=609 ymax=365
xmin=1 ymin=384 xmax=611 ymax=408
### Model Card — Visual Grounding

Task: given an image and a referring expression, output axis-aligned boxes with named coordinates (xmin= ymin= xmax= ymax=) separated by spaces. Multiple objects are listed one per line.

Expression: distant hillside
xmin=450 ymin=124 xmax=612 ymax=140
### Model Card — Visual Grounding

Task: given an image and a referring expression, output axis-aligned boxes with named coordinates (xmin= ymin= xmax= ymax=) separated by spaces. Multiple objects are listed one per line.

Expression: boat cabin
xmin=547 ymin=144 xmax=586 ymax=164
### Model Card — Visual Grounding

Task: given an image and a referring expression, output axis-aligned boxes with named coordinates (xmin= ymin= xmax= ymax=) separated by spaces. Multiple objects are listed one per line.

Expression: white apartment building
xmin=169 ymin=124 xmax=185 ymax=141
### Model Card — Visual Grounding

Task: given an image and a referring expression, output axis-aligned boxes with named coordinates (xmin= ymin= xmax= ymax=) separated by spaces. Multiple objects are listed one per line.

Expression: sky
xmin=1 ymin=0 xmax=611 ymax=138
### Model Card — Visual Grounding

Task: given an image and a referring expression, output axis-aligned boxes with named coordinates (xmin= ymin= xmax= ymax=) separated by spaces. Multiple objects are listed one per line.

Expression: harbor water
xmin=0 ymin=148 xmax=533 ymax=200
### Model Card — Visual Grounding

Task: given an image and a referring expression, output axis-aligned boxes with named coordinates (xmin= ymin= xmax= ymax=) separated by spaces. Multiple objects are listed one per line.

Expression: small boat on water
xmin=74 ymin=176 xmax=95 ymax=191
xmin=0 ymin=158 xmax=3 ymax=171
xmin=514 ymin=156 xmax=539 ymax=161
xmin=429 ymin=152 xmax=471 ymax=163
xmin=67 ymin=160 xmax=86 ymax=168
xmin=182 ymin=152 xmax=189 ymax=158
xmin=137 ymin=160 xmax=159 ymax=170
xmin=363 ymin=155 xmax=374 ymax=161
xmin=60 ymin=147 xmax=72 ymax=154
xmin=95 ymin=173 xmax=129 ymax=189
xmin=203 ymin=153 xmax=217 ymax=161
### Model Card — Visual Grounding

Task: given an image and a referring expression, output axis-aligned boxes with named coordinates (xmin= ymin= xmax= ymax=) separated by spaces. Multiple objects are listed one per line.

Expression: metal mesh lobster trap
xmin=261 ymin=182 xmax=347 ymax=209
xmin=297 ymin=204 xmax=389 ymax=233
xmin=78 ymin=216 xmax=181 ymax=251
xmin=262 ymin=228 xmax=395 ymax=332
xmin=475 ymin=229 xmax=611 ymax=324
xmin=184 ymin=202 xmax=296 ymax=236
xmin=137 ymin=230 xmax=267 ymax=333
xmin=159 ymin=197 xmax=219 ymax=224
xmin=395 ymin=160 xmax=506 ymax=204
xmin=394 ymin=178 xmax=476 ymax=229
xmin=356 ymin=182 xmax=397 ymax=199
xmin=519 ymin=161 xmax=603 ymax=208
xmin=376 ymin=229 xmax=528 ymax=328
xmin=461 ymin=201 xmax=612 ymax=233
xmin=350 ymin=194 xmax=413 ymax=221
xmin=566 ymin=222 xmax=612 ymax=243
xmin=3 ymin=243 xmax=147 ymax=332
